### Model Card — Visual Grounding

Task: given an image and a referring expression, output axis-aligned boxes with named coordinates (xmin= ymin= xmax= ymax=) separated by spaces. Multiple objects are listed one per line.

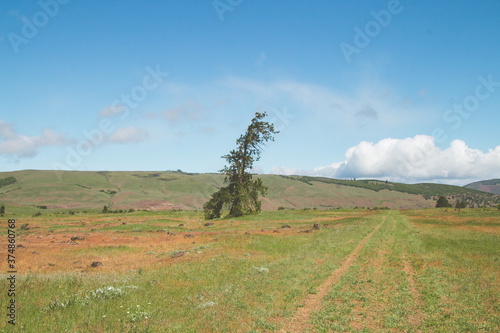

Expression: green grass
xmin=2 ymin=170 xmax=498 ymax=213
xmin=311 ymin=209 xmax=500 ymax=332
xmin=1 ymin=209 xmax=499 ymax=332
xmin=1 ymin=210 xmax=380 ymax=332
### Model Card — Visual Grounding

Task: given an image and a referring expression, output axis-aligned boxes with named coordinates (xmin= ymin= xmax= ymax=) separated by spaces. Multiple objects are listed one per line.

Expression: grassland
xmin=1 ymin=207 xmax=499 ymax=332
xmin=1 ymin=170 xmax=498 ymax=212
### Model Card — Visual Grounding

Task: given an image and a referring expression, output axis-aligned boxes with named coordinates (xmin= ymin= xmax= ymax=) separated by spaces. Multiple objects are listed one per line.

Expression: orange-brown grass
xmin=10 ymin=232 xmax=216 ymax=274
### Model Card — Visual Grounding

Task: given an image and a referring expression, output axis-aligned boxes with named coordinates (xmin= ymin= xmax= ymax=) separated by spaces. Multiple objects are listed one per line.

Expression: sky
xmin=1 ymin=0 xmax=500 ymax=185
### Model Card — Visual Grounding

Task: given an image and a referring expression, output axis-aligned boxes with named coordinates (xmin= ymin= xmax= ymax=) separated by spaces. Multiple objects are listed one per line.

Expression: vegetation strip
xmin=402 ymin=252 xmax=426 ymax=329
xmin=279 ymin=216 xmax=386 ymax=332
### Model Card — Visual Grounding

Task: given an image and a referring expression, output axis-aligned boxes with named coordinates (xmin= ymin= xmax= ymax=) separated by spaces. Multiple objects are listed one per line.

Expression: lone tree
xmin=455 ymin=200 xmax=467 ymax=211
xmin=0 ymin=205 xmax=5 ymax=215
xmin=435 ymin=196 xmax=452 ymax=208
xmin=204 ymin=112 xmax=278 ymax=219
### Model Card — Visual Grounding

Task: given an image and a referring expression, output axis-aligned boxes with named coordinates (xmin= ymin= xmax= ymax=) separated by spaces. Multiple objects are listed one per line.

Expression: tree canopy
xmin=204 ymin=112 xmax=278 ymax=219
xmin=435 ymin=196 xmax=452 ymax=208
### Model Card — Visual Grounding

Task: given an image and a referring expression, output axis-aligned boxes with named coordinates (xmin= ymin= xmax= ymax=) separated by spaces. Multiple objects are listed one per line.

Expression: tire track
xmin=402 ymin=252 xmax=425 ymax=330
xmin=279 ymin=216 xmax=386 ymax=333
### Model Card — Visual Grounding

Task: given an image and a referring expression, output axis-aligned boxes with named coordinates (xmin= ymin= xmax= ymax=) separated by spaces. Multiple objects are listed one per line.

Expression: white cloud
xmin=107 ymin=127 xmax=148 ymax=144
xmin=0 ymin=120 xmax=70 ymax=158
xmin=270 ymin=135 xmax=500 ymax=184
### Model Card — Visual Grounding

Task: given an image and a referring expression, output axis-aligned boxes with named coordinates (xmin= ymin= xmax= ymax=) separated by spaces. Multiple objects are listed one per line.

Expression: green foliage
xmin=497 ymin=203 xmax=500 ymax=211
xmin=436 ymin=196 xmax=452 ymax=208
xmin=0 ymin=176 xmax=17 ymax=188
xmin=102 ymin=205 xmax=109 ymax=213
xmin=455 ymin=200 xmax=467 ymax=209
xmin=203 ymin=187 xmax=230 ymax=219
xmin=99 ymin=189 xmax=117 ymax=195
xmin=204 ymin=112 xmax=278 ymax=219
xmin=281 ymin=175 xmax=500 ymax=207
xmin=0 ymin=205 xmax=4 ymax=214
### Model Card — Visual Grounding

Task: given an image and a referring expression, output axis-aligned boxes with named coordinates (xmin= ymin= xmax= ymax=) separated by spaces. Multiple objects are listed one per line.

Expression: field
xmin=1 ymin=208 xmax=499 ymax=332
xmin=2 ymin=171 xmax=499 ymax=212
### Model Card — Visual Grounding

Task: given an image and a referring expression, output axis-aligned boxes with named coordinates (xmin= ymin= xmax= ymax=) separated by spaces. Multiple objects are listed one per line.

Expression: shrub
xmin=436 ymin=196 xmax=452 ymax=208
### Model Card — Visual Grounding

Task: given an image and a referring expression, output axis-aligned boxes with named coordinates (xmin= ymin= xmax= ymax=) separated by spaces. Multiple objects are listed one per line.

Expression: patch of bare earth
xmin=278 ymin=217 xmax=385 ymax=333
xmin=402 ymin=252 xmax=426 ymax=330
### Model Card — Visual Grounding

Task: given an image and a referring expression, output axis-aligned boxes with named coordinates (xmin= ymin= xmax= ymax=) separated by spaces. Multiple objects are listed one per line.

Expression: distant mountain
xmin=0 ymin=170 xmax=499 ymax=212
xmin=465 ymin=179 xmax=500 ymax=195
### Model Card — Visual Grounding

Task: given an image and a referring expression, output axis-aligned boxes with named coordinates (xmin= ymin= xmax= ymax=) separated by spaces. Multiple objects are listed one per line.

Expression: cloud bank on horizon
xmin=270 ymin=135 xmax=500 ymax=185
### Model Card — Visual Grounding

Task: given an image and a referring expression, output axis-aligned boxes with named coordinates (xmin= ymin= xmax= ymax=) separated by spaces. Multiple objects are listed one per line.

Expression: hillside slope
xmin=465 ymin=179 xmax=500 ymax=196
xmin=0 ymin=170 xmax=498 ymax=211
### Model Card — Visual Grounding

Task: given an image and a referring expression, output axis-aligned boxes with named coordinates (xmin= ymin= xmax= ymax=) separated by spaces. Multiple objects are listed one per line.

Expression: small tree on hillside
xmin=455 ymin=200 xmax=467 ymax=211
xmin=436 ymin=196 xmax=452 ymax=208
xmin=497 ymin=203 xmax=500 ymax=211
xmin=204 ymin=112 xmax=279 ymax=219
xmin=0 ymin=205 xmax=5 ymax=215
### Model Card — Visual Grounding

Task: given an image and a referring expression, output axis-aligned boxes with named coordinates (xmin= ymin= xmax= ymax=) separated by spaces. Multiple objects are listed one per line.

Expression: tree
xmin=455 ymin=200 xmax=467 ymax=211
xmin=0 ymin=205 xmax=4 ymax=215
xmin=497 ymin=203 xmax=500 ymax=211
xmin=436 ymin=196 xmax=452 ymax=208
xmin=204 ymin=112 xmax=278 ymax=219
xmin=102 ymin=205 xmax=109 ymax=213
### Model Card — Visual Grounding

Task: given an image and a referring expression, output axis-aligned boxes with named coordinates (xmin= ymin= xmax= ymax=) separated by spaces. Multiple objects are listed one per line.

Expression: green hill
xmin=465 ymin=179 xmax=500 ymax=196
xmin=0 ymin=170 xmax=498 ymax=212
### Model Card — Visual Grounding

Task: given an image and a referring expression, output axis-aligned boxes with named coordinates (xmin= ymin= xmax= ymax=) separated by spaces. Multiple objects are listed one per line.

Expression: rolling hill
xmin=0 ymin=170 xmax=499 ymax=212
xmin=465 ymin=179 xmax=500 ymax=196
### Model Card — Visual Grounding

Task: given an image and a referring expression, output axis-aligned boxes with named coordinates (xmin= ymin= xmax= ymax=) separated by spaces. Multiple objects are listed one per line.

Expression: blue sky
xmin=1 ymin=0 xmax=499 ymax=185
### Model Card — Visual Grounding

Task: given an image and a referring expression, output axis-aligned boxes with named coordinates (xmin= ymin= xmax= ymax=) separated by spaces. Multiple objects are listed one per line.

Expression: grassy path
xmin=279 ymin=217 xmax=385 ymax=332
xmin=306 ymin=210 xmax=500 ymax=332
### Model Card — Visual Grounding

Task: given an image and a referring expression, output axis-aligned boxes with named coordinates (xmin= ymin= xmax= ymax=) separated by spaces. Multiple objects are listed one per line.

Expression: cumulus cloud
xmin=0 ymin=120 xmax=71 ymax=158
xmin=107 ymin=127 xmax=148 ymax=144
xmin=270 ymin=135 xmax=500 ymax=184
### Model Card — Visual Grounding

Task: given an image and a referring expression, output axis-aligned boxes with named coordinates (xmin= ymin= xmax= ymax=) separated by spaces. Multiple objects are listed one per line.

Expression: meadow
xmin=1 ymin=208 xmax=499 ymax=332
